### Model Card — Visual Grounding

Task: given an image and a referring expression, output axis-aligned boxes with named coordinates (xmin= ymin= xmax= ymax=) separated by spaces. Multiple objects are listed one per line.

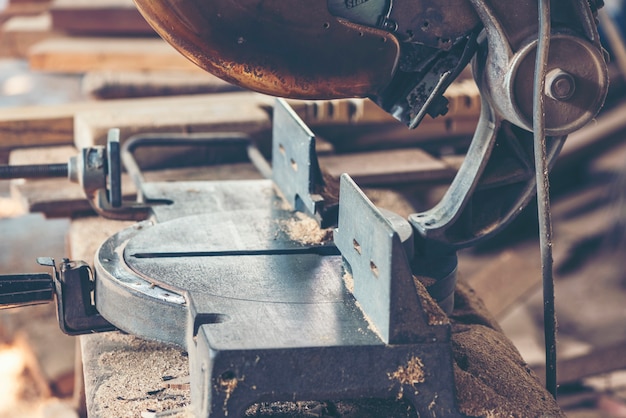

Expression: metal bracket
xmin=334 ymin=174 xmax=449 ymax=344
xmin=37 ymin=257 xmax=115 ymax=335
xmin=272 ymin=98 xmax=338 ymax=228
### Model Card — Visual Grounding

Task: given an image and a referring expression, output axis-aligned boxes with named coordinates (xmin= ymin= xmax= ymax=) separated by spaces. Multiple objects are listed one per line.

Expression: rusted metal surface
xmin=327 ymin=0 xmax=480 ymax=49
xmin=132 ymin=0 xmax=400 ymax=99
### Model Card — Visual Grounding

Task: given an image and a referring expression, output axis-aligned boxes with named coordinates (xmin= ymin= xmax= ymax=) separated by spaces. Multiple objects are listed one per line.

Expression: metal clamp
xmin=272 ymin=98 xmax=338 ymax=228
xmin=0 ymin=258 xmax=115 ymax=335
xmin=37 ymin=257 xmax=115 ymax=335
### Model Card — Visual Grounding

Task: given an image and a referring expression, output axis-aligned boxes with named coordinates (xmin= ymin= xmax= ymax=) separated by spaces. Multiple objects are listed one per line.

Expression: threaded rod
xmin=0 ymin=163 xmax=68 ymax=179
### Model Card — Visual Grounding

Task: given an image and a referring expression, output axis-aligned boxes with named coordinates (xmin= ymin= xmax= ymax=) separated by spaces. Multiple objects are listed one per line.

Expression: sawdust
xmin=388 ymin=357 xmax=425 ymax=387
xmin=280 ymin=212 xmax=333 ymax=245
xmin=217 ymin=374 xmax=242 ymax=417
xmin=246 ymin=401 xmax=336 ymax=417
xmin=272 ymin=185 xmax=293 ymax=211
xmin=354 ymin=300 xmax=384 ymax=341
xmin=93 ymin=333 xmax=190 ymax=418
xmin=412 ymin=276 xmax=449 ymax=326
xmin=318 ymin=170 xmax=340 ymax=207
xmin=245 ymin=399 xmax=415 ymax=417
xmin=342 ymin=271 xmax=354 ymax=293
xmin=413 ymin=274 xmax=437 ymax=287
xmin=450 ymin=282 xmax=565 ymax=418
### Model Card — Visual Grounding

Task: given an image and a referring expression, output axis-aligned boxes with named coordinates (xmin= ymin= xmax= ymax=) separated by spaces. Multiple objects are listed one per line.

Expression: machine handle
xmin=0 ymin=273 xmax=54 ymax=309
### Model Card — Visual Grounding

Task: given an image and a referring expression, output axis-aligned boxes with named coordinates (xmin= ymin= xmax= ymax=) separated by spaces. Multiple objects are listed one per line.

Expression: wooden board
xmin=49 ymin=0 xmax=155 ymax=36
xmin=8 ymin=0 xmax=50 ymax=4
xmin=0 ymin=2 xmax=51 ymax=24
xmin=532 ymin=342 xmax=626 ymax=386
xmin=0 ymin=13 xmax=61 ymax=58
xmin=0 ymin=91 xmax=274 ymax=152
xmin=463 ymin=250 xmax=542 ymax=319
xmin=558 ymin=101 xmax=626 ymax=169
xmin=320 ymin=148 xmax=455 ymax=185
xmin=0 ymin=103 xmax=79 ymax=150
xmin=28 ymin=37 xmax=206 ymax=73
xmin=73 ymin=92 xmax=274 ymax=149
xmin=0 ymin=78 xmax=479 ymax=154
xmin=82 ymin=70 xmax=240 ymax=99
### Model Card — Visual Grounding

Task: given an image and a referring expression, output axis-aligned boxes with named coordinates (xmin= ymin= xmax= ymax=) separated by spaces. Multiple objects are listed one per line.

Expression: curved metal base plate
xmin=94 ymin=179 xmax=464 ymax=417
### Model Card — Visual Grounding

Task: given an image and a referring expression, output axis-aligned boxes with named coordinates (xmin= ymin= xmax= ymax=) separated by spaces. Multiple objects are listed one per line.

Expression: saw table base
xmin=78 ymin=281 xmax=564 ymax=417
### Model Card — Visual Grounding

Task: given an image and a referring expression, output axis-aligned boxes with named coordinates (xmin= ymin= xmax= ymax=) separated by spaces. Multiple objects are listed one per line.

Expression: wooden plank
xmin=532 ymin=342 xmax=626 ymax=385
xmin=0 ymin=79 xmax=477 ymax=153
xmin=8 ymin=0 xmax=50 ymax=4
xmin=73 ymin=92 xmax=274 ymax=149
xmin=74 ymin=93 xmax=468 ymax=148
xmin=0 ymin=13 xmax=61 ymax=59
xmin=320 ymin=148 xmax=455 ymax=186
xmin=0 ymin=3 xmax=51 ymax=24
xmin=28 ymin=37 xmax=205 ymax=73
xmin=0 ymin=103 xmax=77 ymax=150
xmin=82 ymin=70 xmax=239 ymax=99
xmin=8 ymin=144 xmax=75 ymax=165
xmin=0 ymin=92 xmax=274 ymax=152
xmin=464 ymin=250 xmax=542 ymax=319
xmin=49 ymin=0 xmax=155 ymax=36
xmin=558 ymin=101 xmax=626 ymax=170
xmin=80 ymin=331 xmax=190 ymax=417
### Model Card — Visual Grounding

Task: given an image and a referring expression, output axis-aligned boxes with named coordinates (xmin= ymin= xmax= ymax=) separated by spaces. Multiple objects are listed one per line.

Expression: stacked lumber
xmin=0 ymin=0 xmax=50 ymax=25
xmin=49 ymin=0 xmax=154 ymax=36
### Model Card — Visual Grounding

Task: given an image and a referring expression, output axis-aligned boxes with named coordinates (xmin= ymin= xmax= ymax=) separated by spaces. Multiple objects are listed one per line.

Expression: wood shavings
xmin=412 ymin=276 xmax=449 ymax=326
xmin=388 ymin=357 xmax=425 ymax=387
xmin=272 ymin=185 xmax=293 ymax=211
xmin=92 ymin=333 xmax=190 ymax=418
xmin=342 ymin=271 xmax=354 ymax=293
xmin=245 ymin=401 xmax=336 ymax=417
xmin=413 ymin=275 xmax=437 ymax=287
xmin=217 ymin=374 xmax=243 ymax=416
xmin=353 ymin=300 xmax=384 ymax=340
xmin=280 ymin=212 xmax=333 ymax=245
xmin=451 ymin=282 xmax=564 ymax=418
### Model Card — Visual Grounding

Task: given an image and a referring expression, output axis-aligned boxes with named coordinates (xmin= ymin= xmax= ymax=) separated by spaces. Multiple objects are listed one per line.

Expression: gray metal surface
xmin=94 ymin=176 xmax=462 ymax=417
xmin=335 ymin=174 xmax=442 ymax=344
xmin=271 ymin=98 xmax=336 ymax=227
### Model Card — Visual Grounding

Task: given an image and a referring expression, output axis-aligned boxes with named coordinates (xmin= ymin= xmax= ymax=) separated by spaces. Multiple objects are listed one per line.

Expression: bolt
xmin=545 ymin=68 xmax=576 ymax=101
xmin=379 ymin=17 xmax=398 ymax=32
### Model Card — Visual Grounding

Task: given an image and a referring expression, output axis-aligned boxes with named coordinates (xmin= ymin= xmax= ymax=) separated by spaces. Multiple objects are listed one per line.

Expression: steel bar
xmin=533 ymin=0 xmax=557 ymax=399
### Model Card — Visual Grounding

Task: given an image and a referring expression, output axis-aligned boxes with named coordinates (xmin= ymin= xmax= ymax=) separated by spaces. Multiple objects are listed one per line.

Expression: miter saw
xmin=0 ymin=0 xmax=609 ymax=417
